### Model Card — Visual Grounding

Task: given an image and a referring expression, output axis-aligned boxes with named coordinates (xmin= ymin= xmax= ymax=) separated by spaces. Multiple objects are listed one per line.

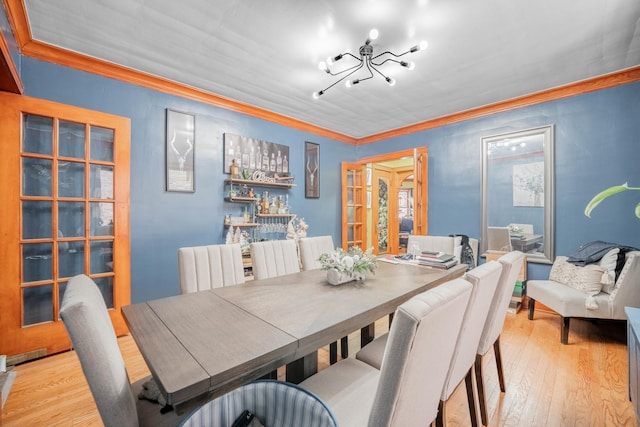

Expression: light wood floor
xmin=2 ymin=307 xmax=638 ymax=426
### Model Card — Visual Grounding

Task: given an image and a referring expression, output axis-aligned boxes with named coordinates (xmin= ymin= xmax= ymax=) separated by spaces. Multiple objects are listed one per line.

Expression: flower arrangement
xmin=508 ymin=224 xmax=523 ymax=234
xmin=318 ymin=246 xmax=377 ymax=280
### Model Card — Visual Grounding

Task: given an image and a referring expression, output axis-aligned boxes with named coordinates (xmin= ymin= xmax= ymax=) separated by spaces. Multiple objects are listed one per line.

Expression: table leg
xmin=286 ymin=352 xmax=318 ymax=384
xmin=361 ymin=323 xmax=375 ymax=347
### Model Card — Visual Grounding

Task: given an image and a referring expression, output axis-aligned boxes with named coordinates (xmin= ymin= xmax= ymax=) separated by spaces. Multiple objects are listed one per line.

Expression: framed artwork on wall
xmin=166 ymin=109 xmax=195 ymax=192
xmin=305 ymin=141 xmax=320 ymax=198
xmin=223 ymin=133 xmax=290 ymax=178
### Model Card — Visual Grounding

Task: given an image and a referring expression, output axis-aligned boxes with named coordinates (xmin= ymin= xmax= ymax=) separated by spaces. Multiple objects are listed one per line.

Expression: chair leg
xmin=561 ymin=317 xmax=570 ymax=344
xmin=474 ymin=354 xmax=489 ymax=426
xmin=528 ymin=298 xmax=536 ymax=320
xmin=340 ymin=336 xmax=349 ymax=359
xmin=329 ymin=341 xmax=338 ymax=364
xmin=494 ymin=335 xmax=506 ymax=392
xmin=465 ymin=367 xmax=479 ymax=427
xmin=435 ymin=400 xmax=445 ymax=427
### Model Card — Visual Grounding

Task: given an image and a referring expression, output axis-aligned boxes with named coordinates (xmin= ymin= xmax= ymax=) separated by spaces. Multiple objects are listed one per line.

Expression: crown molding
xmin=4 ymin=0 xmax=639 ymax=146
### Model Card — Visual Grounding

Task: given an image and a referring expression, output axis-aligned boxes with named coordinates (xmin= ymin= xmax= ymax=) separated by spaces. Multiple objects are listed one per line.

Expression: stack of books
xmin=415 ymin=250 xmax=458 ymax=269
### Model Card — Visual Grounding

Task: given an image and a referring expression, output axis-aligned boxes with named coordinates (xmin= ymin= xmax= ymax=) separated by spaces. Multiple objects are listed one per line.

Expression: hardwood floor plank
xmin=2 ymin=310 xmax=638 ymax=426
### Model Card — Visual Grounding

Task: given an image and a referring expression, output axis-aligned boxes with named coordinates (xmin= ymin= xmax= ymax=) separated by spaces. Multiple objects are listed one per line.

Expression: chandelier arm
xmin=326 ymin=61 xmax=363 ymax=77
xmin=318 ymin=62 xmax=365 ymax=93
xmin=371 ymin=50 xmax=410 ymax=61
xmin=370 ymin=63 xmax=390 ymax=80
xmin=343 ymin=52 xmax=360 ymax=61
xmin=370 ymin=58 xmax=402 ymax=67
xmin=357 ymin=58 xmax=375 ymax=82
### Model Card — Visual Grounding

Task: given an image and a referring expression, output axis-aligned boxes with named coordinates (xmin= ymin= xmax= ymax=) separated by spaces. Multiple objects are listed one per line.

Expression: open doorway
xmin=342 ymin=147 xmax=427 ymax=255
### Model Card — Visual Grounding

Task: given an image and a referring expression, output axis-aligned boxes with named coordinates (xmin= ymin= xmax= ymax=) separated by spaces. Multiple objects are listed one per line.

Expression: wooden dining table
xmin=121 ymin=259 xmax=467 ymax=411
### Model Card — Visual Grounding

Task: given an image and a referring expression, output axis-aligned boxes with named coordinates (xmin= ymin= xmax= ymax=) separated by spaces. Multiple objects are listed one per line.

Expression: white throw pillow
xmin=550 ymin=257 xmax=605 ymax=296
xmin=599 ymin=248 xmax=619 ymax=294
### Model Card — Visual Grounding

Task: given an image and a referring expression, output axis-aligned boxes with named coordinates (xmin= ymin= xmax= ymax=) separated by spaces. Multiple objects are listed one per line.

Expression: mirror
xmin=481 ymin=125 xmax=554 ymax=263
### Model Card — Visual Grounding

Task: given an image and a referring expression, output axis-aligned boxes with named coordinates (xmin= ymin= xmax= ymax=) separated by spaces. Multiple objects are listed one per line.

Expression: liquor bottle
xmin=242 ymin=147 xmax=249 ymax=169
xmin=255 ymin=146 xmax=262 ymax=171
xmin=229 ymin=159 xmax=239 ymax=178
xmin=276 ymin=150 xmax=282 ymax=173
xmin=227 ymin=140 xmax=234 ymax=173
xmin=283 ymin=154 xmax=288 ymax=174
xmin=270 ymin=153 xmax=276 ymax=172
xmin=262 ymin=148 xmax=269 ymax=171
xmin=249 ymin=146 xmax=255 ymax=169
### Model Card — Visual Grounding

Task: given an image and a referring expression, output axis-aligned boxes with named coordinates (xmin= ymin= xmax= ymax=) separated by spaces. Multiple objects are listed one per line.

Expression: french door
xmin=342 ymin=147 xmax=428 ymax=253
xmin=371 ymin=167 xmax=394 ymax=255
xmin=341 ymin=163 xmax=367 ymax=249
xmin=0 ymin=93 xmax=131 ymax=358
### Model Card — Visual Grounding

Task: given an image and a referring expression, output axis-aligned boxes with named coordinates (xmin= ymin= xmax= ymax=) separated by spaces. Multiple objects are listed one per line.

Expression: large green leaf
xmin=584 ymin=183 xmax=629 ymax=217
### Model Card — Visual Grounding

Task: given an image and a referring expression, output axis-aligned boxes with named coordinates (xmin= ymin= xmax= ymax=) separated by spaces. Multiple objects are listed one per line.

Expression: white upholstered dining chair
xmin=300 ymin=277 xmax=473 ymax=427
xmin=436 ymin=261 xmax=502 ymax=427
xmin=178 ymin=243 xmax=245 ymax=293
xmin=298 ymin=235 xmax=335 ymax=271
xmin=407 ymin=235 xmax=463 ymax=260
xmin=60 ymin=274 xmax=186 ymax=427
xmin=298 ymin=235 xmax=348 ymax=363
xmin=487 ymin=226 xmax=512 ymax=252
xmin=355 ymin=261 xmax=503 ymax=427
xmin=474 ymin=251 xmax=525 ymax=425
xmin=250 ymin=239 xmax=300 ymax=280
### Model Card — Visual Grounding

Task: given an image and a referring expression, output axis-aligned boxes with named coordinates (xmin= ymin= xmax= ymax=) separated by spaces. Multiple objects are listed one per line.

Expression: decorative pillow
xmin=599 ymin=248 xmax=619 ymax=294
xmin=550 ymin=257 xmax=605 ymax=296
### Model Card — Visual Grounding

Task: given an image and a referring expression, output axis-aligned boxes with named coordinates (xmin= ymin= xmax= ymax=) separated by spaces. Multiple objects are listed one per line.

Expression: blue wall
xmin=20 ymin=58 xmax=355 ymax=302
xmin=6 ymin=18 xmax=639 ymax=298
xmin=357 ymin=83 xmax=640 ymax=279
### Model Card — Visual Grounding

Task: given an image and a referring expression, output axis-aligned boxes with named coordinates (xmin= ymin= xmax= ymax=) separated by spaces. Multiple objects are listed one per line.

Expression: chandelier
xmin=313 ymin=29 xmax=428 ymax=99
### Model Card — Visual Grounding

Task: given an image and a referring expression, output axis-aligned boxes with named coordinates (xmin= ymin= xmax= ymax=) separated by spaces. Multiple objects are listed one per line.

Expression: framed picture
xmin=305 ymin=141 xmax=320 ymax=198
xmin=166 ymin=109 xmax=195 ymax=192
xmin=223 ymin=133 xmax=289 ymax=177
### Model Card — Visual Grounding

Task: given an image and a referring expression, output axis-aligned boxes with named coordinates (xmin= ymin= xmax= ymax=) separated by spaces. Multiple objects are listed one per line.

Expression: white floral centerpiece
xmin=319 ymin=246 xmax=377 ymax=285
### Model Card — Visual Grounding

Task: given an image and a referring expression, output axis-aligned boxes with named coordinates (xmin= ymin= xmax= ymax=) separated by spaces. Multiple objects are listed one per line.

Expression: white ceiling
xmin=22 ymin=0 xmax=640 ymax=139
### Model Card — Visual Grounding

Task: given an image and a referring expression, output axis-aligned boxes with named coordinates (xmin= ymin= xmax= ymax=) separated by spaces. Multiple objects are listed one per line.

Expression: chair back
xmin=298 ymin=236 xmax=335 ymax=270
xmin=250 ymin=239 xmax=300 ymax=280
xmin=178 ymin=243 xmax=245 ymax=293
xmin=60 ymin=274 xmax=138 ymax=427
xmin=368 ymin=278 xmax=473 ymax=427
xmin=477 ymin=251 xmax=525 ymax=355
xmin=487 ymin=226 xmax=512 ymax=252
xmin=441 ymin=261 xmax=503 ymax=400
xmin=180 ymin=380 xmax=337 ymax=427
xmin=508 ymin=223 xmax=534 ymax=234
xmin=609 ymin=252 xmax=640 ymax=318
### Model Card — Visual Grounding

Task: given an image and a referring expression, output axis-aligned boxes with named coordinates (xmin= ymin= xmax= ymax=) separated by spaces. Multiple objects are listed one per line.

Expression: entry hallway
xmin=2 ymin=306 xmax=637 ymax=426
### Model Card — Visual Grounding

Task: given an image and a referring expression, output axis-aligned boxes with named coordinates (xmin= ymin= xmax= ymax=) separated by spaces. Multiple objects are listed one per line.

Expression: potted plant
xmin=319 ymin=246 xmax=377 ymax=285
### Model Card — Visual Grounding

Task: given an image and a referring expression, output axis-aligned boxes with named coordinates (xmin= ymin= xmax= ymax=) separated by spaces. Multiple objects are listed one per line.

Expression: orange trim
xmin=357 ymin=66 xmax=640 ymax=145
xmin=5 ymin=0 xmax=640 ymax=145
xmin=0 ymin=0 xmax=23 ymax=93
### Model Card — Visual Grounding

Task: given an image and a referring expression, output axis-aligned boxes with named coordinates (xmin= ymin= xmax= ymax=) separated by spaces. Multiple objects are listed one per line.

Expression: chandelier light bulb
xmin=386 ymin=77 xmax=396 ymax=86
xmin=318 ymin=61 xmax=328 ymax=72
xmin=369 ymin=28 xmax=379 ymax=41
xmin=312 ymin=90 xmax=324 ymax=99
xmin=401 ymin=61 xmax=416 ymax=70
xmin=345 ymin=80 xmax=352 ymax=88
xmin=410 ymin=39 xmax=429 ymax=53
